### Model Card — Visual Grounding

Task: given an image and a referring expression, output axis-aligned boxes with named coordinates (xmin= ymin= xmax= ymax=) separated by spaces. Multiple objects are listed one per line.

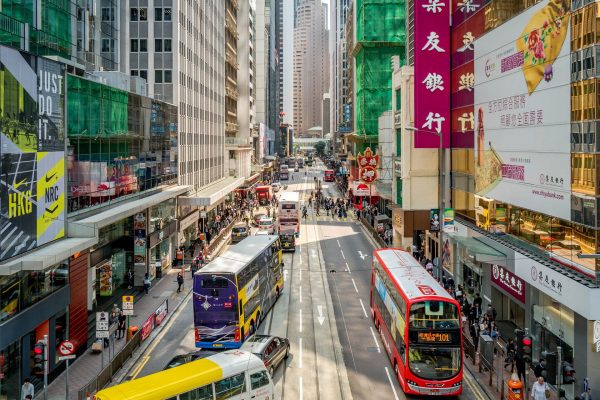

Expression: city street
xmin=126 ymin=161 xmax=490 ymax=400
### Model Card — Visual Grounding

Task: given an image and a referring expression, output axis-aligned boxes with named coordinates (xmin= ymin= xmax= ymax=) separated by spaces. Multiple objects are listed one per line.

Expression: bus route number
xmin=417 ymin=332 xmax=451 ymax=344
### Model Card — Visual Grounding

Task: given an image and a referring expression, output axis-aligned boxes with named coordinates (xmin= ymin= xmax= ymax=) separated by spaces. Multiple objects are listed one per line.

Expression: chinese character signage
xmin=474 ymin=0 xmax=571 ymax=220
xmin=0 ymin=45 xmax=66 ymax=261
xmin=414 ymin=0 xmax=450 ymax=148
xmin=491 ymin=264 xmax=526 ymax=304
xmin=357 ymin=147 xmax=379 ymax=183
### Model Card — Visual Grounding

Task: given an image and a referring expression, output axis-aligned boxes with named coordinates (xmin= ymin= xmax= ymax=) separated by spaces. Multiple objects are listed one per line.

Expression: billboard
xmin=414 ymin=0 xmax=450 ymax=148
xmin=474 ymin=0 xmax=571 ymax=220
xmin=0 ymin=46 xmax=66 ymax=261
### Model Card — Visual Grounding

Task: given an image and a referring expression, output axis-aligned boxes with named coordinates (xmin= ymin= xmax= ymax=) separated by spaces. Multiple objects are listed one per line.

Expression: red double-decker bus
xmin=370 ymin=249 xmax=463 ymax=396
xmin=323 ymin=169 xmax=335 ymax=182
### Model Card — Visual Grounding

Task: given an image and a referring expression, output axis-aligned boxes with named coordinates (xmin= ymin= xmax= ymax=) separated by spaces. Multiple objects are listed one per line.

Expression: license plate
xmin=213 ymin=343 xmax=223 ymax=348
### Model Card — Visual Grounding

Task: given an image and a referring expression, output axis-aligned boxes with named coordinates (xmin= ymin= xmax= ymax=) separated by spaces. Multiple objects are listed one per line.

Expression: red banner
xmin=140 ymin=314 xmax=155 ymax=341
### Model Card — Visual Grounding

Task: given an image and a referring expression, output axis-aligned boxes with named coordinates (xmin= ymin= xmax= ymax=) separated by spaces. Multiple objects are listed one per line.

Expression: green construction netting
xmin=354 ymin=0 xmax=406 ymax=148
xmin=67 ymin=75 xmax=129 ymax=137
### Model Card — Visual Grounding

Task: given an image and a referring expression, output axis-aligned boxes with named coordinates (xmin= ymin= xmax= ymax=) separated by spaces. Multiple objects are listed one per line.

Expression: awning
xmin=448 ymin=235 xmax=507 ymax=264
xmin=70 ymin=185 xmax=191 ymax=237
xmin=180 ymin=177 xmax=244 ymax=207
xmin=0 ymin=236 xmax=98 ymax=274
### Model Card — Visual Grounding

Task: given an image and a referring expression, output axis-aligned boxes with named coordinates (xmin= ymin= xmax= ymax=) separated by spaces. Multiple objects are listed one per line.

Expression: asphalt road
xmin=128 ymin=160 xmax=489 ymax=400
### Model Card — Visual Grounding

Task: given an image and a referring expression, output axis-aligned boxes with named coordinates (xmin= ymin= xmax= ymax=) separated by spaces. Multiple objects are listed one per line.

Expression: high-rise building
xmin=293 ymin=0 xmax=329 ymax=137
xmin=121 ymin=0 xmax=233 ymax=197
xmin=329 ymin=0 xmax=350 ymax=155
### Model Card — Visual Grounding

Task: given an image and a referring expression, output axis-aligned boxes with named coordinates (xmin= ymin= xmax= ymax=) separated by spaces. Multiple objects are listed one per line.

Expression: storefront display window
xmin=531 ymin=290 xmax=574 ymax=364
xmin=149 ymin=199 xmax=176 ymax=234
xmin=0 ymin=338 xmax=21 ymax=399
xmin=0 ymin=262 xmax=68 ymax=324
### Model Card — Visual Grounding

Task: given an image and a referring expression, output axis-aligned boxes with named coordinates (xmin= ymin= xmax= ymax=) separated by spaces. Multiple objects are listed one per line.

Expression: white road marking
xmin=299 ymin=337 xmax=303 ymax=369
xmin=337 ymin=239 xmax=341 ymax=247
xmin=299 ymin=267 xmax=302 ymax=281
xmin=385 ymin=366 xmax=400 ymax=400
xmin=352 ymin=278 xmax=358 ymax=293
xmin=299 ymin=309 xmax=303 ymax=333
xmin=369 ymin=326 xmax=381 ymax=353
xmin=299 ymin=376 xmax=303 ymax=400
xmin=359 ymin=298 xmax=369 ymax=318
xmin=346 ymin=262 xmax=350 ymax=274
xmin=317 ymin=305 xmax=325 ymax=325
xmin=340 ymin=250 xmax=345 ymax=259
xmin=299 ymin=285 xmax=302 ymax=303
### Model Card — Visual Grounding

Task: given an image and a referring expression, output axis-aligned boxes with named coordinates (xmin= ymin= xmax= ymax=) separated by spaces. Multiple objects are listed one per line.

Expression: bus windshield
xmin=408 ymin=347 xmax=462 ymax=380
xmin=408 ymin=301 xmax=459 ymax=329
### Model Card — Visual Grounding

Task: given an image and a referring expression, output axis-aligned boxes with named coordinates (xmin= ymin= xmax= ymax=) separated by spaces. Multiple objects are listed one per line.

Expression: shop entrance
xmin=491 ymin=286 xmax=525 ymax=338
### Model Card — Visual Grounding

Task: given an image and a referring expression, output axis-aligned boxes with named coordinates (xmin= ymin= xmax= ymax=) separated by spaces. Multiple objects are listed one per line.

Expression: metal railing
xmin=77 ymin=331 xmax=142 ymax=400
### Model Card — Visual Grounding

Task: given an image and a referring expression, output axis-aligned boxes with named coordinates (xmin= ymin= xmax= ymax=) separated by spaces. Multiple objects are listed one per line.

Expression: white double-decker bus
xmin=278 ymin=191 xmax=300 ymax=236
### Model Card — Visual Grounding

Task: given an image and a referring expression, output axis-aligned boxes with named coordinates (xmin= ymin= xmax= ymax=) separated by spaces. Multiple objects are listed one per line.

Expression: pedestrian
xmin=177 ymin=272 xmax=184 ymax=293
xmin=515 ymin=356 xmax=526 ymax=383
xmin=486 ymin=304 xmax=497 ymax=321
xmin=143 ymin=273 xmax=151 ymax=294
xmin=505 ymin=338 xmax=516 ymax=372
xmin=117 ymin=313 xmax=126 ymax=340
xmin=534 ymin=358 xmax=546 ymax=378
xmin=473 ymin=293 xmax=483 ymax=308
xmin=581 ymin=387 xmax=592 ymax=400
xmin=127 ymin=269 xmax=134 ymax=289
xmin=21 ymin=378 xmax=34 ymax=400
xmin=531 ymin=376 xmax=550 ymax=400
xmin=426 ymin=259 xmax=434 ymax=275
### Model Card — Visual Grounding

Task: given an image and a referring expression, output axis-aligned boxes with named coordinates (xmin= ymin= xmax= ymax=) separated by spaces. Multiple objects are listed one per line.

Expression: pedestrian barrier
xmin=359 ymin=216 xmax=386 ymax=248
xmin=78 ymin=331 xmax=142 ymax=399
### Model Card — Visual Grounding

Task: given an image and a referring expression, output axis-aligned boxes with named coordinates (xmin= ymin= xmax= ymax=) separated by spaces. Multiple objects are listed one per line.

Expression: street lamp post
xmin=406 ymin=126 xmax=445 ymax=281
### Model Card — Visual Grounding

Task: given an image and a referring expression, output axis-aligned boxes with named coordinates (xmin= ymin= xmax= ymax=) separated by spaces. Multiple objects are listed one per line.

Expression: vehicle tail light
xmin=234 ymin=327 xmax=241 ymax=342
xmin=194 ymin=328 xmax=201 ymax=342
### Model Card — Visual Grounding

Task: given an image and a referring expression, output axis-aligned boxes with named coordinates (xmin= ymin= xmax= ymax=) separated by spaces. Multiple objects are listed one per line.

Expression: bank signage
xmin=515 ymin=255 xmax=600 ymax=320
xmin=491 ymin=264 xmax=526 ymax=304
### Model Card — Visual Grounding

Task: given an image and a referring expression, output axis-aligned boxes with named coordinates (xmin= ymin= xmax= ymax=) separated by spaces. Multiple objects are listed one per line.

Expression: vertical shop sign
xmin=133 ymin=212 xmax=147 ymax=286
xmin=414 ymin=0 xmax=451 ymax=148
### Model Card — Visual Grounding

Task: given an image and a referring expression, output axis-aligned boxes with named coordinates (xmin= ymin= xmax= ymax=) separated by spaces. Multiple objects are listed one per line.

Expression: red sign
xmin=357 ymin=147 xmax=379 ymax=183
xmin=414 ymin=0 xmax=451 ymax=148
xmin=154 ymin=300 xmax=168 ymax=326
xmin=58 ymin=340 xmax=75 ymax=356
xmin=491 ymin=264 xmax=526 ymax=303
xmin=141 ymin=314 xmax=155 ymax=341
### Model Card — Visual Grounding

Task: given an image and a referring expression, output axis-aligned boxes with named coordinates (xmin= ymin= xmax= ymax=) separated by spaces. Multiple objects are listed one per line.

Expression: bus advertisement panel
xmin=193 ymin=236 xmax=283 ymax=348
xmin=371 ymin=249 xmax=463 ymax=396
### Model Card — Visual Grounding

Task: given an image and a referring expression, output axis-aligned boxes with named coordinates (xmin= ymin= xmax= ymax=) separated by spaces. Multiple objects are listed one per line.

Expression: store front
xmin=490 ymin=264 xmax=526 ymax=335
xmin=148 ymin=220 xmax=177 ymax=278
xmin=178 ymin=210 xmax=199 ymax=249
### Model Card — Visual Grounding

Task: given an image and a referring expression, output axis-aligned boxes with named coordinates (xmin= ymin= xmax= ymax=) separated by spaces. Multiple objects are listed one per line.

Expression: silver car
xmin=241 ymin=334 xmax=290 ymax=376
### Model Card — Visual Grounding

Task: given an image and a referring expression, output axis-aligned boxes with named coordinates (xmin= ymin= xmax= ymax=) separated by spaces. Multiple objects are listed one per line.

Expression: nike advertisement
xmin=0 ymin=45 xmax=65 ymax=261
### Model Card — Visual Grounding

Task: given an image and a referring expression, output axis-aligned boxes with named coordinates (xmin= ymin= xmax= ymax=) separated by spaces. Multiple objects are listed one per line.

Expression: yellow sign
xmin=122 ymin=295 xmax=134 ymax=315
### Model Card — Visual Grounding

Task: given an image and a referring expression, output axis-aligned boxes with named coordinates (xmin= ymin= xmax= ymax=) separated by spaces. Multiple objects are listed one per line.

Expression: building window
xmin=155 ymin=7 xmax=163 ymax=21
xmin=101 ymin=39 xmax=113 ymax=53
xmin=131 ymin=39 xmax=138 ymax=52
xmin=164 ymin=70 xmax=172 ymax=83
xmin=164 ymin=39 xmax=172 ymax=52
xmin=102 ymin=7 xmax=114 ymax=21
xmin=140 ymin=70 xmax=148 ymax=80
xmin=131 ymin=70 xmax=138 ymax=76
xmin=155 ymin=39 xmax=162 ymax=52
xmin=139 ymin=7 xmax=148 ymax=21
xmin=130 ymin=7 xmax=138 ymax=21
xmin=140 ymin=39 xmax=147 ymax=52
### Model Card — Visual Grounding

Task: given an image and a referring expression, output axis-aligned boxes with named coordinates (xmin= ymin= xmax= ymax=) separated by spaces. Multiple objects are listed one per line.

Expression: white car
xmin=272 ymin=182 xmax=281 ymax=192
xmin=258 ymin=217 xmax=276 ymax=234
xmin=255 ymin=229 xmax=270 ymax=236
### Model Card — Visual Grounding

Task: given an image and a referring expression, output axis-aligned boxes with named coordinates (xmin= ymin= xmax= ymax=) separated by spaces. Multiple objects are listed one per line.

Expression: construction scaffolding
xmin=353 ymin=0 xmax=406 ymax=153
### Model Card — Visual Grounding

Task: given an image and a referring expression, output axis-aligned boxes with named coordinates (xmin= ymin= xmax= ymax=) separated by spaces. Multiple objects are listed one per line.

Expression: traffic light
xmin=514 ymin=329 xmax=525 ymax=360
xmin=522 ymin=335 xmax=533 ymax=363
xmin=32 ymin=340 xmax=46 ymax=375
xmin=561 ymin=361 xmax=576 ymax=384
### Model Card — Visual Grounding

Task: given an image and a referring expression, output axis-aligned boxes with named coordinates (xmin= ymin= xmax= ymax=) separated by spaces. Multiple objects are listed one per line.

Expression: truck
xmin=256 ymin=185 xmax=273 ymax=206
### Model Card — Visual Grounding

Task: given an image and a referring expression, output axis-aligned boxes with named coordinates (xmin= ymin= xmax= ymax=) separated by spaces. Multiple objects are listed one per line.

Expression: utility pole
xmin=43 ymin=334 xmax=48 ymax=400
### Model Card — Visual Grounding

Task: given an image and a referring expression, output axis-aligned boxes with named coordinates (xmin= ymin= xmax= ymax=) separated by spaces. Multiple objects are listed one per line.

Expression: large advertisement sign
xmin=414 ymin=0 xmax=450 ymax=148
xmin=0 ymin=46 xmax=65 ymax=261
xmin=474 ymin=0 xmax=571 ymax=219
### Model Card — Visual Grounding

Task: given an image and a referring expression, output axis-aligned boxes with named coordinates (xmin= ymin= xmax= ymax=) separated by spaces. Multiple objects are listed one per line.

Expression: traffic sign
xmin=58 ymin=340 xmax=75 ymax=356
xmin=96 ymin=331 xmax=109 ymax=339
xmin=96 ymin=311 xmax=109 ymax=331
xmin=58 ymin=354 xmax=76 ymax=361
xmin=122 ymin=295 xmax=134 ymax=316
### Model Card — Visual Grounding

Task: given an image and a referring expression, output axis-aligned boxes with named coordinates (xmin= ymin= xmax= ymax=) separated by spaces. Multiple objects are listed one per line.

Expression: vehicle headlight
xmin=452 ymin=381 xmax=462 ymax=387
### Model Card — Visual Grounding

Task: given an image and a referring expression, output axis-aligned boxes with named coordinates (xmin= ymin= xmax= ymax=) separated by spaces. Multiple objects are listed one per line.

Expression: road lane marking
xmin=346 ymin=262 xmax=350 ymax=274
xmin=130 ymin=356 xmax=149 ymax=379
xmin=299 ymin=376 xmax=303 ymax=400
xmin=337 ymin=239 xmax=341 ymax=247
xmin=352 ymin=278 xmax=358 ymax=293
xmin=385 ymin=367 xmax=400 ymax=400
xmin=299 ymin=267 xmax=302 ymax=281
xmin=369 ymin=326 xmax=381 ymax=353
xmin=299 ymin=309 xmax=303 ymax=333
xmin=299 ymin=338 xmax=303 ymax=369
xmin=359 ymin=298 xmax=369 ymax=319
xmin=299 ymin=285 xmax=302 ymax=302
xmin=340 ymin=250 xmax=345 ymax=259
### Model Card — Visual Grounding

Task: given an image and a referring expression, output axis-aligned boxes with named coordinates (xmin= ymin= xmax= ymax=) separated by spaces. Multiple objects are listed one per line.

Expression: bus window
xmin=201 ymin=277 xmax=229 ymax=288
xmin=177 ymin=384 xmax=213 ymax=400
xmin=409 ymin=301 xmax=459 ymax=329
xmin=215 ymin=373 xmax=246 ymax=399
xmin=250 ymin=371 xmax=270 ymax=390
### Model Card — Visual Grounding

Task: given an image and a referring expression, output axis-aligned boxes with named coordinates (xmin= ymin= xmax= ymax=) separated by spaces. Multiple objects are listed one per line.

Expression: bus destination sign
xmin=417 ymin=332 xmax=452 ymax=344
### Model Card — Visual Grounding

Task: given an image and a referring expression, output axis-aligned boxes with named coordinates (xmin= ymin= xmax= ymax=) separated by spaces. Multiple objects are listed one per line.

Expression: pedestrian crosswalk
xmin=311 ymin=214 xmax=352 ymax=222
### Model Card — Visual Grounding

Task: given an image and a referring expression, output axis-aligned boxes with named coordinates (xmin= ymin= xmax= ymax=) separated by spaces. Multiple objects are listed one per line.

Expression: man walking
xmin=177 ymin=272 xmax=184 ymax=293
xmin=21 ymin=378 xmax=34 ymax=400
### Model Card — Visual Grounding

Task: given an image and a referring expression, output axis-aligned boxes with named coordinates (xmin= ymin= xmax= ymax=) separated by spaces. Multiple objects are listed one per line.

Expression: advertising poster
xmin=442 ymin=238 xmax=452 ymax=274
xmin=141 ymin=313 xmax=155 ymax=341
xmin=98 ymin=259 xmax=113 ymax=297
xmin=474 ymin=0 xmax=571 ymax=219
xmin=430 ymin=209 xmax=440 ymax=232
xmin=133 ymin=212 xmax=147 ymax=286
xmin=154 ymin=300 xmax=168 ymax=326
xmin=0 ymin=45 xmax=65 ymax=261
xmin=443 ymin=208 xmax=455 ymax=233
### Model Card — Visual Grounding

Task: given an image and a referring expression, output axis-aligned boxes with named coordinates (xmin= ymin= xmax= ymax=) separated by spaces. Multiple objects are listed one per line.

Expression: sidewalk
xmin=40 ymin=229 xmax=234 ymax=400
